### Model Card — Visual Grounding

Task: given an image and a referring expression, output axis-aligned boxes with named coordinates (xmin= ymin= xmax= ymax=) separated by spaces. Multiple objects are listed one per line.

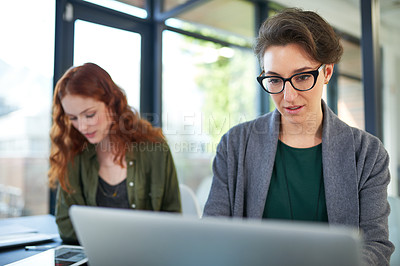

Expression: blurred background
xmin=0 ymin=0 xmax=399 ymax=217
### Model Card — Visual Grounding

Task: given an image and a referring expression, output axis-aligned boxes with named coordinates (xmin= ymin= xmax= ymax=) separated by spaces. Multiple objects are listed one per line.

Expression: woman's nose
xmin=78 ymin=118 xmax=88 ymax=132
xmin=283 ymin=81 xmax=298 ymax=102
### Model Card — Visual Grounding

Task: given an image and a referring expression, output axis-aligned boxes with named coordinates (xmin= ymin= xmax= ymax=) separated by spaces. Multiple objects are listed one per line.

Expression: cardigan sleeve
xmin=203 ymin=135 xmax=232 ymax=217
xmin=358 ymin=142 xmax=394 ymax=265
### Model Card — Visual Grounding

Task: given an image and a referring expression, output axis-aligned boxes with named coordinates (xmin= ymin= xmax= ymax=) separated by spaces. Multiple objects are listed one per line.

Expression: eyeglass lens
xmin=262 ymin=73 xmax=315 ymax=93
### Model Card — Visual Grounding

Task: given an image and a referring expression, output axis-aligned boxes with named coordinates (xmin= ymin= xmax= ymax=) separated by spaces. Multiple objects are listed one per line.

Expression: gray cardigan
xmin=204 ymin=101 xmax=394 ymax=265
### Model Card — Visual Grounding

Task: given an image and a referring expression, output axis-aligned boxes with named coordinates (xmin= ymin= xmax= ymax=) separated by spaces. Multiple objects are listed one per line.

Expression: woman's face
xmin=262 ymin=43 xmax=333 ymax=129
xmin=61 ymin=94 xmax=112 ymax=144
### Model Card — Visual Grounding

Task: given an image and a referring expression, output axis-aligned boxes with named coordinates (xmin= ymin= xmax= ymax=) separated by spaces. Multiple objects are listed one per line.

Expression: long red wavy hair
xmin=49 ymin=63 xmax=164 ymax=192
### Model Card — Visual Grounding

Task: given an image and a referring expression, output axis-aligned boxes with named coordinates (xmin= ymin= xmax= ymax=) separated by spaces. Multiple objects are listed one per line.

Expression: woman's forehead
xmin=263 ymin=44 xmax=318 ymax=73
xmin=61 ymin=94 xmax=105 ymax=114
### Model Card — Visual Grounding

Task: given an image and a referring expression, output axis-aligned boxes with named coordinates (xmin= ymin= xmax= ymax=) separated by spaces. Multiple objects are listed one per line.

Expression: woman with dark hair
xmin=49 ymin=62 xmax=181 ymax=244
xmin=203 ymin=8 xmax=393 ymax=265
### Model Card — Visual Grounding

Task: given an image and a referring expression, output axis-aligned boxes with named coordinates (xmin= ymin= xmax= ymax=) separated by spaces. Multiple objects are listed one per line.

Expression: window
xmin=337 ymin=39 xmax=364 ymax=129
xmin=162 ymin=30 xmax=257 ymax=210
xmin=380 ymin=0 xmax=400 ymax=195
xmin=0 ymin=0 xmax=55 ymax=217
xmin=84 ymin=0 xmax=147 ymax=18
xmin=74 ymin=20 xmax=142 ymax=109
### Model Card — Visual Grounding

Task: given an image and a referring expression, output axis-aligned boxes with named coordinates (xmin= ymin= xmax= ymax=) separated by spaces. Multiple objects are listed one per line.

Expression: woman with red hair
xmin=49 ymin=63 xmax=181 ymax=244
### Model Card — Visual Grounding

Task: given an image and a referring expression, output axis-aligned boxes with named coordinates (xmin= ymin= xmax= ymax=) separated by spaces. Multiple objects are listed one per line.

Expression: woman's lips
xmin=284 ymin=105 xmax=304 ymax=114
xmin=84 ymin=132 xmax=96 ymax=139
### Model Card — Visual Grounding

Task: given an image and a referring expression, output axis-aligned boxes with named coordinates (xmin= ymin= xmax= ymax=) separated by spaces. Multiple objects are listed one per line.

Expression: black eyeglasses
xmin=257 ymin=64 xmax=325 ymax=94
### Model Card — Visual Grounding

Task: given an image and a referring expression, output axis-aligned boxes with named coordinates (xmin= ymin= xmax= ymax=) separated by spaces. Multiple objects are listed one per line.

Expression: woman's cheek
xmin=71 ymin=121 xmax=79 ymax=130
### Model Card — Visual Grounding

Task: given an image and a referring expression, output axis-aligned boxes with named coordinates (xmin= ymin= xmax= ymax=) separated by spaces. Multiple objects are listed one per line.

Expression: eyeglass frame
xmin=256 ymin=64 xmax=326 ymax=94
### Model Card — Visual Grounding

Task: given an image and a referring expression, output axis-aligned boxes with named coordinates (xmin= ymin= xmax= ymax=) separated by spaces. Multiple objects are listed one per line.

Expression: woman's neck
xmin=95 ymin=136 xmax=120 ymax=166
xmin=279 ymin=114 xmax=323 ymax=148
xmin=95 ymin=137 xmax=127 ymax=185
xmin=96 ymin=136 xmax=112 ymax=152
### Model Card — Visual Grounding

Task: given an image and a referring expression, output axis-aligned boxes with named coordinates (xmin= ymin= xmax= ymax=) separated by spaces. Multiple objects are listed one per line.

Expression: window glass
xmin=0 ymin=0 xmax=54 ymax=217
xmin=337 ymin=76 xmax=364 ymax=129
xmin=380 ymin=1 xmax=400 ymax=195
xmin=339 ymin=39 xmax=362 ymax=78
xmin=337 ymin=39 xmax=364 ymax=129
xmin=162 ymin=30 xmax=257 ymax=211
xmin=165 ymin=0 xmax=254 ymax=45
xmin=74 ymin=20 xmax=142 ymax=110
xmin=84 ymin=0 xmax=147 ymax=18
xmin=163 ymin=0 xmax=190 ymax=12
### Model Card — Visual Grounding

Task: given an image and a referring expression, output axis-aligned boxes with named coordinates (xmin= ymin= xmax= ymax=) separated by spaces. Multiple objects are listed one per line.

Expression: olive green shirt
xmin=263 ymin=140 xmax=328 ymax=222
xmin=55 ymin=141 xmax=181 ymax=244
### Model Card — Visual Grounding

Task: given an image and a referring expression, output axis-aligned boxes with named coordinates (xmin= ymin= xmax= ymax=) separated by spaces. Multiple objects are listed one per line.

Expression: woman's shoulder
xmin=349 ymin=126 xmax=386 ymax=155
xmin=127 ymin=141 xmax=174 ymax=175
xmin=127 ymin=141 xmax=171 ymax=160
xmin=324 ymin=104 xmax=385 ymax=154
xmin=222 ymin=111 xmax=277 ymax=142
xmin=331 ymin=116 xmax=387 ymax=159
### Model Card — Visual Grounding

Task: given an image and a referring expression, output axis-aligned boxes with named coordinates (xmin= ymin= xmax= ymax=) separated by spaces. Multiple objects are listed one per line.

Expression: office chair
xmin=388 ymin=196 xmax=400 ymax=265
xmin=179 ymin=184 xmax=202 ymax=218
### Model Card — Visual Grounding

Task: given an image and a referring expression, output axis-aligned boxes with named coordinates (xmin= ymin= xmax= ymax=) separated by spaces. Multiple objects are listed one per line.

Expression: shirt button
xmin=131 ymin=204 xmax=136 ymax=208
xmin=129 ymin=161 xmax=133 ymax=166
xmin=129 ymin=182 xmax=134 ymax=187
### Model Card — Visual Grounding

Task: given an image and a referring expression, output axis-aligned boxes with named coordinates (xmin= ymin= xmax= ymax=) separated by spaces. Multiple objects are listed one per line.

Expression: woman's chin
xmin=85 ymin=137 xmax=99 ymax=144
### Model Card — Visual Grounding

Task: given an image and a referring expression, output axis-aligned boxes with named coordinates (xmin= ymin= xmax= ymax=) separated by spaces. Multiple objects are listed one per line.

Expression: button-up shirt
xmin=55 ymin=141 xmax=181 ymax=243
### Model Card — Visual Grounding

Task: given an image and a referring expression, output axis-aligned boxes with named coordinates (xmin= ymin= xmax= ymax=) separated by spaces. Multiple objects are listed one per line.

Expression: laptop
xmin=0 ymin=224 xmax=58 ymax=249
xmin=69 ymin=205 xmax=363 ymax=266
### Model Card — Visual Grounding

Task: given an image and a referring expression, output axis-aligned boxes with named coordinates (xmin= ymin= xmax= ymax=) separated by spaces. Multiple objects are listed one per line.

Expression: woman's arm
xmin=359 ymin=143 xmax=394 ymax=265
xmin=55 ymin=185 xmax=85 ymax=244
xmin=160 ymin=143 xmax=181 ymax=212
xmin=203 ymin=136 xmax=232 ymax=217
xmin=55 ymin=157 xmax=85 ymax=244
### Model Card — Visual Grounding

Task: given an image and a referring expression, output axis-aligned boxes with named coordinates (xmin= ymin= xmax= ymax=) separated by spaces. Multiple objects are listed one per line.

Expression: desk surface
xmin=0 ymin=215 xmax=62 ymax=265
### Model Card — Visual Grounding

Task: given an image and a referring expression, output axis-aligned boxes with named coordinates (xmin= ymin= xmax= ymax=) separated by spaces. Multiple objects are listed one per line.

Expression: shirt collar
xmin=81 ymin=142 xmax=136 ymax=162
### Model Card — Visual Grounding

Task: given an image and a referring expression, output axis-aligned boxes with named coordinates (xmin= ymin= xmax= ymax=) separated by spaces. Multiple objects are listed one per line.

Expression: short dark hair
xmin=254 ymin=8 xmax=343 ymax=69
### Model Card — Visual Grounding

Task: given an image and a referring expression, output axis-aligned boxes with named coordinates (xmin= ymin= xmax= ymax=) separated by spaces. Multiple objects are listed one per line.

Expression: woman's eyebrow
xmin=293 ymin=66 xmax=314 ymax=73
xmin=265 ymin=66 xmax=314 ymax=76
xmin=265 ymin=70 xmax=280 ymax=75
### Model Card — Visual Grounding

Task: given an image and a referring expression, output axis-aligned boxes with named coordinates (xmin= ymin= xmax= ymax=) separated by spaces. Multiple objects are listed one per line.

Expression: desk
xmin=0 ymin=215 xmax=62 ymax=265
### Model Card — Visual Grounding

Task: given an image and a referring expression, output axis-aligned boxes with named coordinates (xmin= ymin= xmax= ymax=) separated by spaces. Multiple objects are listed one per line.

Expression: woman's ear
xmin=324 ymin=64 xmax=334 ymax=84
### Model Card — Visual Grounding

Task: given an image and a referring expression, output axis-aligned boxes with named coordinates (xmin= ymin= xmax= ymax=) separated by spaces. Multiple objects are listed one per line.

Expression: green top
xmin=55 ymin=141 xmax=181 ymax=244
xmin=263 ymin=140 xmax=328 ymax=222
